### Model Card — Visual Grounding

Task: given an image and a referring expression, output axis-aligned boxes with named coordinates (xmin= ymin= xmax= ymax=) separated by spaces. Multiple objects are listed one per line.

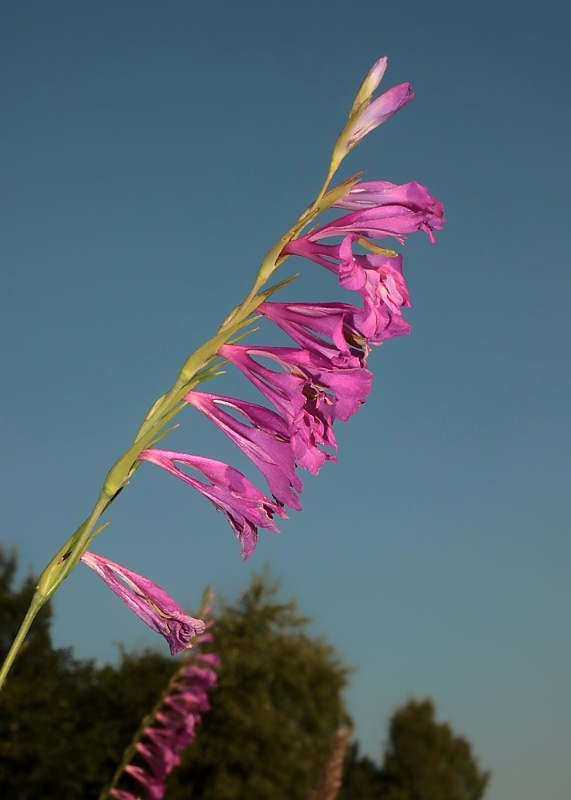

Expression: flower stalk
xmin=99 ymin=593 xmax=218 ymax=800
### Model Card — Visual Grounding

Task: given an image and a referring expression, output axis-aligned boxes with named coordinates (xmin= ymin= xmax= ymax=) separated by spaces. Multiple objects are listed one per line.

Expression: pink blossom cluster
xmin=138 ymin=66 xmax=444 ymax=563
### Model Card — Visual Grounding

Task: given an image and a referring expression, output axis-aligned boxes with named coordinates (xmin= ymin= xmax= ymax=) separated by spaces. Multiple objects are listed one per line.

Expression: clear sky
xmin=1 ymin=2 xmax=570 ymax=799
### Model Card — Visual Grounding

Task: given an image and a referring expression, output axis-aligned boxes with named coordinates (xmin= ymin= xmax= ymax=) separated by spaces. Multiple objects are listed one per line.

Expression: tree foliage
xmin=338 ymin=699 xmax=490 ymax=800
xmin=1 ymin=551 xmax=489 ymax=800
xmin=170 ymin=570 xmax=350 ymax=800
xmin=337 ymin=742 xmax=384 ymax=800
xmin=379 ymin=698 xmax=490 ymax=800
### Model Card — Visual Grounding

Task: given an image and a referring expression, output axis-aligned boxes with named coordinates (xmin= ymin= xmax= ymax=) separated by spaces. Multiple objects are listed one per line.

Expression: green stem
xmin=0 ymin=493 xmax=112 ymax=694
xmin=36 ymin=492 xmax=111 ymax=602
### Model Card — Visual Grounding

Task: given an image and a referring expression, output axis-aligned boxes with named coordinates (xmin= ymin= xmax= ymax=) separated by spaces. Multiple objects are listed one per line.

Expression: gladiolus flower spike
xmin=109 ymin=55 xmax=445 ymax=636
xmin=0 ymin=55 xmax=445 ymax=691
xmin=109 ymin=604 xmax=220 ymax=800
xmin=126 ymin=55 xmax=444 ymax=590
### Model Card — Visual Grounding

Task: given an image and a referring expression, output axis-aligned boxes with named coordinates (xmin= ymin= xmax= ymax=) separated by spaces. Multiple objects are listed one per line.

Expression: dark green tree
xmin=378 ymin=698 xmax=490 ymax=800
xmin=169 ymin=569 xmax=350 ymax=800
xmin=0 ymin=548 xmax=98 ymax=798
xmin=338 ymin=741 xmax=383 ymax=800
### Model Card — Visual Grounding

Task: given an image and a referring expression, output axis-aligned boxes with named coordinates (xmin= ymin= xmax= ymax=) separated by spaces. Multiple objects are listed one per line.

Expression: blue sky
xmin=1 ymin=2 xmax=570 ymax=799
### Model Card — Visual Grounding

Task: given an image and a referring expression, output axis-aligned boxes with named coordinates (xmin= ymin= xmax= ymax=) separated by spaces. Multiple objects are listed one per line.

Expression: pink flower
xmin=138 ymin=449 xmax=287 ymax=560
xmin=335 ymin=179 xmax=445 ymax=222
xmin=218 ymin=343 xmax=372 ymax=474
xmin=283 ymin=236 xmax=409 ymax=309
xmin=257 ymin=300 xmax=368 ymax=368
xmin=352 ymin=296 xmax=412 ymax=345
xmin=288 ymin=188 xmax=444 ymax=246
xmin=184 ymin=391 xmax=303 ymax=511
xmin=258 ymin=297 xmax=408 ymax=360
xmin=80 ymin=551 xmax=205 ymax=655
xmin=281 ymin=236 xmax=412 ymax=343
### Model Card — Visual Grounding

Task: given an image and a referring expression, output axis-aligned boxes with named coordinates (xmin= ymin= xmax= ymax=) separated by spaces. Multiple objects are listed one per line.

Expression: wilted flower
xmin=80 ymin=551 xmax=205 ymax=655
